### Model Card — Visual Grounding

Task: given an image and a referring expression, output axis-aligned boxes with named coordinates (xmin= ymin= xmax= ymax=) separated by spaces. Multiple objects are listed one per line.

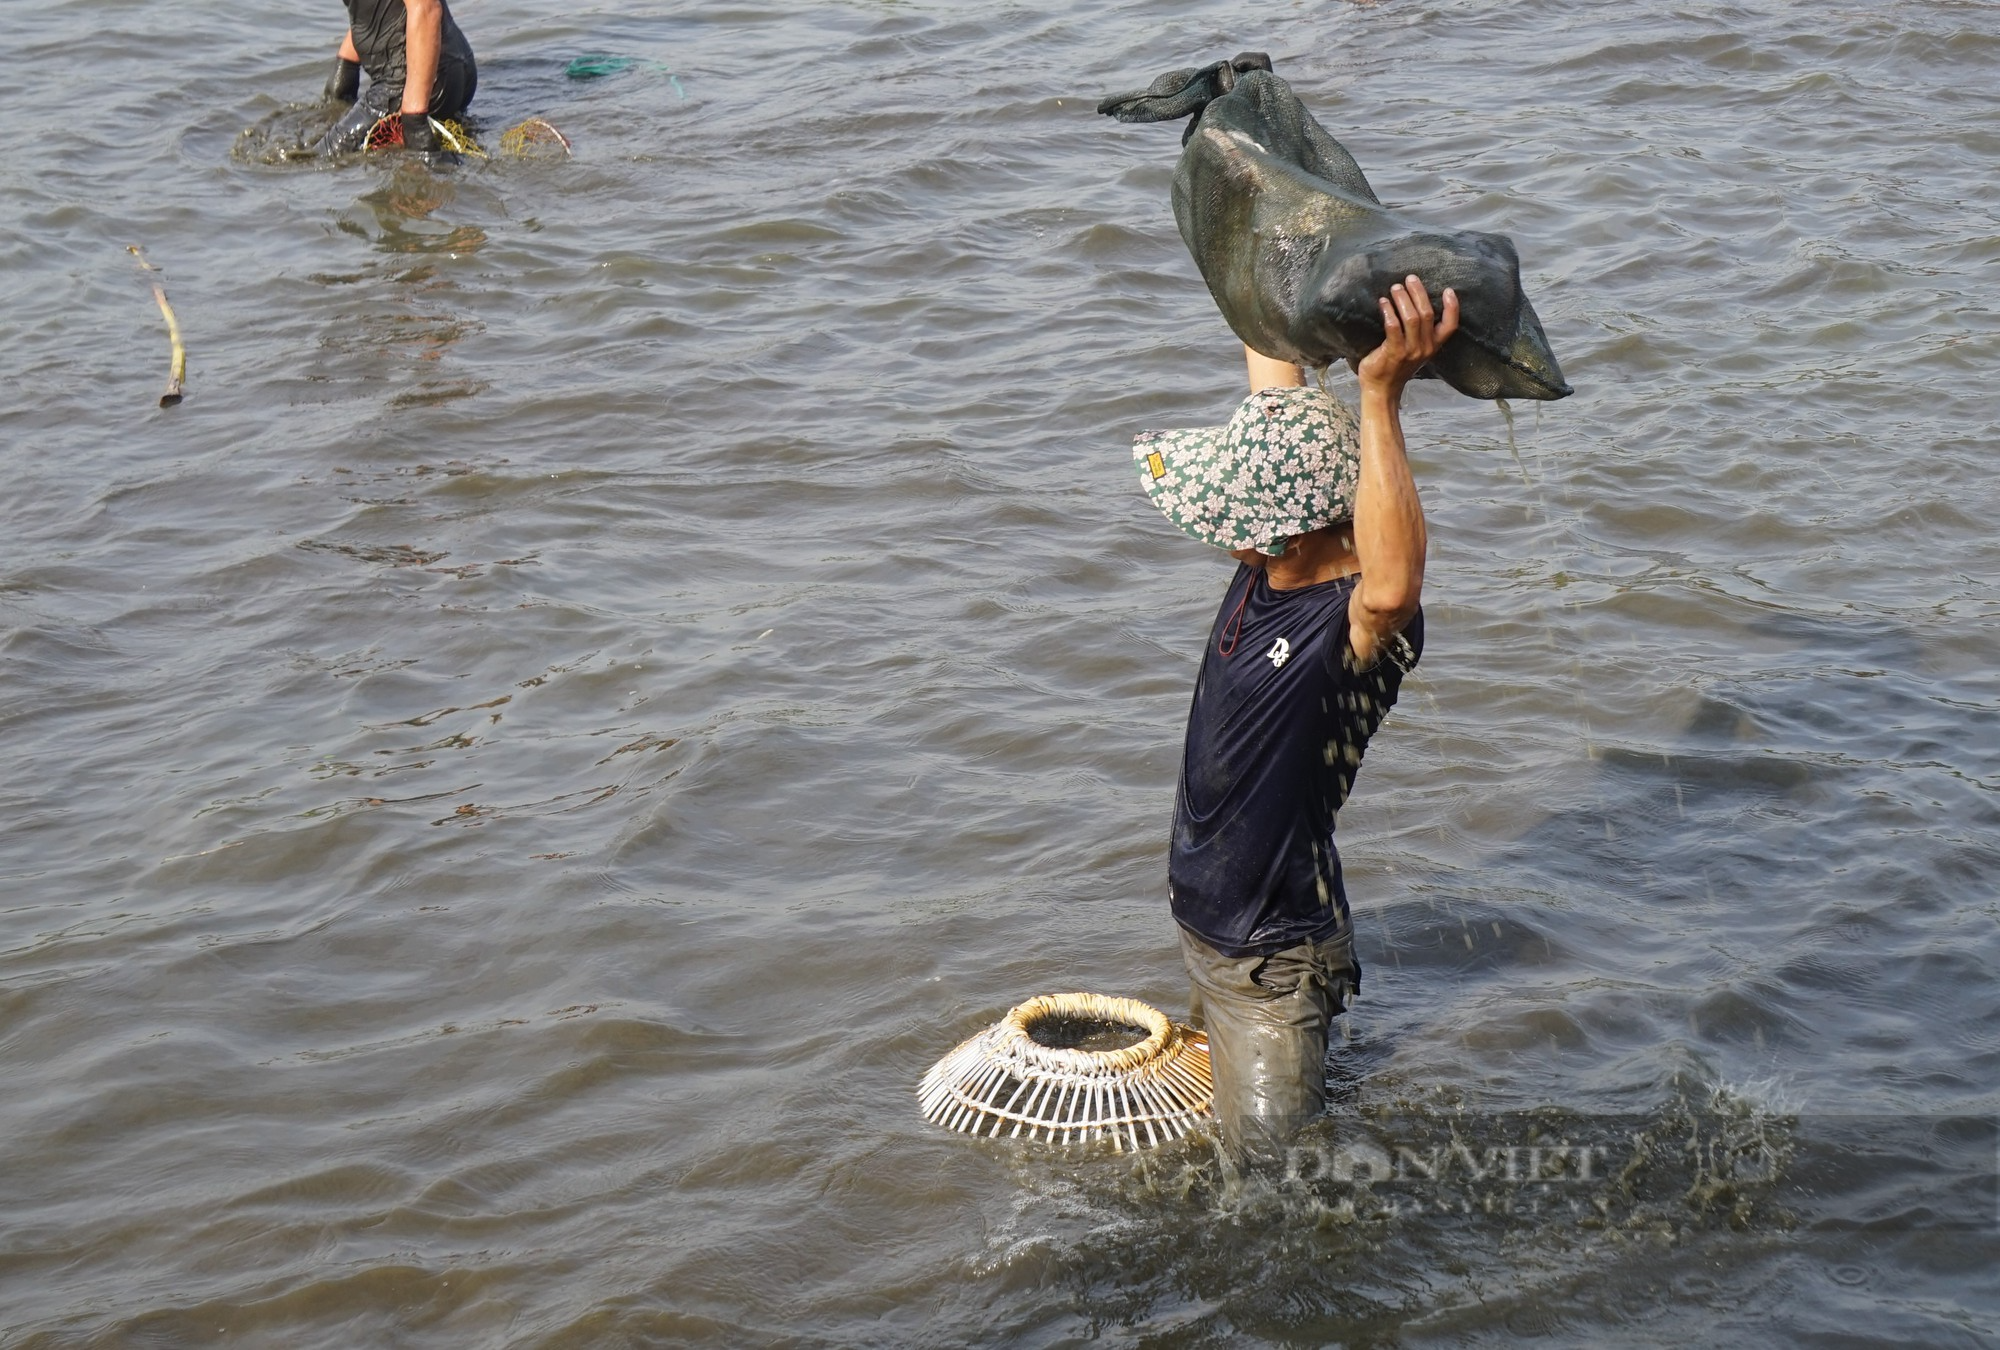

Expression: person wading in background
xmin=1132 ymin=275 xmax=1457 ymax=1165
xmin=317 ymin=0 xmax=477 ymax=156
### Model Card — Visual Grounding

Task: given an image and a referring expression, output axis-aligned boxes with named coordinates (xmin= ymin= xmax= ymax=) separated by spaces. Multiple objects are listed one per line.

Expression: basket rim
xmin=917 ymin=995 xmax=1213 ymax=1149
xmin=996 ymin=992 xmax=1172 ymax=1072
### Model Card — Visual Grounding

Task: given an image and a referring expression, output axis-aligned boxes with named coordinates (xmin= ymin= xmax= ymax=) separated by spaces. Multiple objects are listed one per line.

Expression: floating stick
xmin=128 ymin=246 xmax=184 ymax=407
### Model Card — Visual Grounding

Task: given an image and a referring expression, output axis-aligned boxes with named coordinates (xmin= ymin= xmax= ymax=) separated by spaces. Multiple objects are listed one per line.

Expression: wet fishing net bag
xmin=1098 ymin=59 xmax=1571 ymax=402
xmin=919 ymin=993 xmax=1212 ymax=1150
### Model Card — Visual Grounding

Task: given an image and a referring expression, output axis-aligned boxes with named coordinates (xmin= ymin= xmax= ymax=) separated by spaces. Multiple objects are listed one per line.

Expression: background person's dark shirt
xmin=1170 ymin=563 xmax=1422 ymax=958
xmin=342 ymin=0 xmax=476 ymax=106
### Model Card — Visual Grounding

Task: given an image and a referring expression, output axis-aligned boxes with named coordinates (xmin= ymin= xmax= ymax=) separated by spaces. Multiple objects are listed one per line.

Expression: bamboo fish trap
xmin=918 ymin=993 xmax=1212 ymax=1151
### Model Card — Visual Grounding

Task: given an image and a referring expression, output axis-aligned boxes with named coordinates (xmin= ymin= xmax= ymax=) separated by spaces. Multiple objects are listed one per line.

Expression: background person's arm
xmin=1348 ymin=277 xmax=1458 ymax=668
xmin=401 ymin=0 xmax=442 ymax=117
xmin=325 ymin=30 xmax=362 ymax=104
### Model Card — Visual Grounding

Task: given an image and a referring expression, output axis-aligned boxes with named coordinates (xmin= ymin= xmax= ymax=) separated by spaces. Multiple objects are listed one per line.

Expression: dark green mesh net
xmin=1100 ymin=61 xmax=1572 ymax=402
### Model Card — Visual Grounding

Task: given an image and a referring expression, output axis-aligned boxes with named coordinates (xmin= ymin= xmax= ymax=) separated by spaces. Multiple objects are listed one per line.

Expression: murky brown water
xmin=4 ymin=0 xmax=1999 ymax=1344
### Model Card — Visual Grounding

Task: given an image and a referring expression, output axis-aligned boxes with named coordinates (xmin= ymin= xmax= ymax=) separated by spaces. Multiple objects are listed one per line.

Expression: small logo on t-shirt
xmin=1267 ymin=637 xmax=1292 ymax=669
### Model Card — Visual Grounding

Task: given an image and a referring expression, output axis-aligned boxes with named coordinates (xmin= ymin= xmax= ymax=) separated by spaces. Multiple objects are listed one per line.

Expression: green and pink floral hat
xmin=1133 ymin=384 xmax=1361 ymax=557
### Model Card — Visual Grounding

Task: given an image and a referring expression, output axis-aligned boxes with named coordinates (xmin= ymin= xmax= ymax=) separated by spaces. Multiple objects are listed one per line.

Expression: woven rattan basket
xmin=918 ymin=993 xmax=1212 ymax=1151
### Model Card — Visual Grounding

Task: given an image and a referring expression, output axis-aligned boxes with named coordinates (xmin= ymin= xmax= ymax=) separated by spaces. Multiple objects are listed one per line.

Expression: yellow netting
xmin=365 ymin=114 xmax=569 ymax=160
xmin=431 ymin=118 xmax=483 ymax=157
xmin=499 ymin=118 xmax=573 ymax=158
xmin=364 ymin=113 xmax=486 ymax=157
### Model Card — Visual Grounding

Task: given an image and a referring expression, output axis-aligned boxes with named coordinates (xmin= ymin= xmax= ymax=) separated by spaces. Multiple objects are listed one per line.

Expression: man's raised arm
xmin=1245 ymin=346 xmax=1306 ymax=393
xmin=1348 ymin=276 xmax=1458 ymax=668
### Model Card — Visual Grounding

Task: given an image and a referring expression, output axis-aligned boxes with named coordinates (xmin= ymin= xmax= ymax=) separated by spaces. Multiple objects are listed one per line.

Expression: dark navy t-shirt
xmin=1170 ymin=563 xmax=1423 ymax=958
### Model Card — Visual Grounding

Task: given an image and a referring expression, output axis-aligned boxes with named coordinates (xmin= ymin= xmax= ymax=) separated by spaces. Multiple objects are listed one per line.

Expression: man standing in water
xmin=1133 ymin=276 xmax=1457 ymax=1164
xmin=317 ymin=0 xmax=477 ymax=156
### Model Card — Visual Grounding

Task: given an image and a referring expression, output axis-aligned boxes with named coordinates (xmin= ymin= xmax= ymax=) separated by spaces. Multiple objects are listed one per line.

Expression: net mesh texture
xmin=365 ymin=115 xmax=569 ymax=159
xmin=1098 ymin=63 xmax=1570 ymax=401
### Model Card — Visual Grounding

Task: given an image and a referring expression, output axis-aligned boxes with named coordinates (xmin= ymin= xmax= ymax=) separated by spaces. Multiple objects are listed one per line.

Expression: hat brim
xmin=1135 ymin=424 xmax=1288 ymax=555
xmin=1132 ymin=386 xmax=1360 ymax=556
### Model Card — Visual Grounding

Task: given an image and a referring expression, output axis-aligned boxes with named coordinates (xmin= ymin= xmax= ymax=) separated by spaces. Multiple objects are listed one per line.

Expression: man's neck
xmin=1261 ymin=527 xmax=1360 ymax=591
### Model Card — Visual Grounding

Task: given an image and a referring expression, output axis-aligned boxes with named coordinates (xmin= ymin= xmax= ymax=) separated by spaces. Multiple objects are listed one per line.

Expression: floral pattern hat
xmin=1133 ymin=384 xmax=1361 ymax=557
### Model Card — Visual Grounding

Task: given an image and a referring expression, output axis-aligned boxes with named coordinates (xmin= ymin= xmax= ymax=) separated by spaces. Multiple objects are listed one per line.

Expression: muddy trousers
xmin=1179 ymin=926 xmax=1359 ymax=1166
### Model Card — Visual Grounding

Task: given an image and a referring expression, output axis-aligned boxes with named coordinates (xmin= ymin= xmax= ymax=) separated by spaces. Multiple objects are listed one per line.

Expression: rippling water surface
xmin=4 ymin=0 xmax=1998 ymax=1344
